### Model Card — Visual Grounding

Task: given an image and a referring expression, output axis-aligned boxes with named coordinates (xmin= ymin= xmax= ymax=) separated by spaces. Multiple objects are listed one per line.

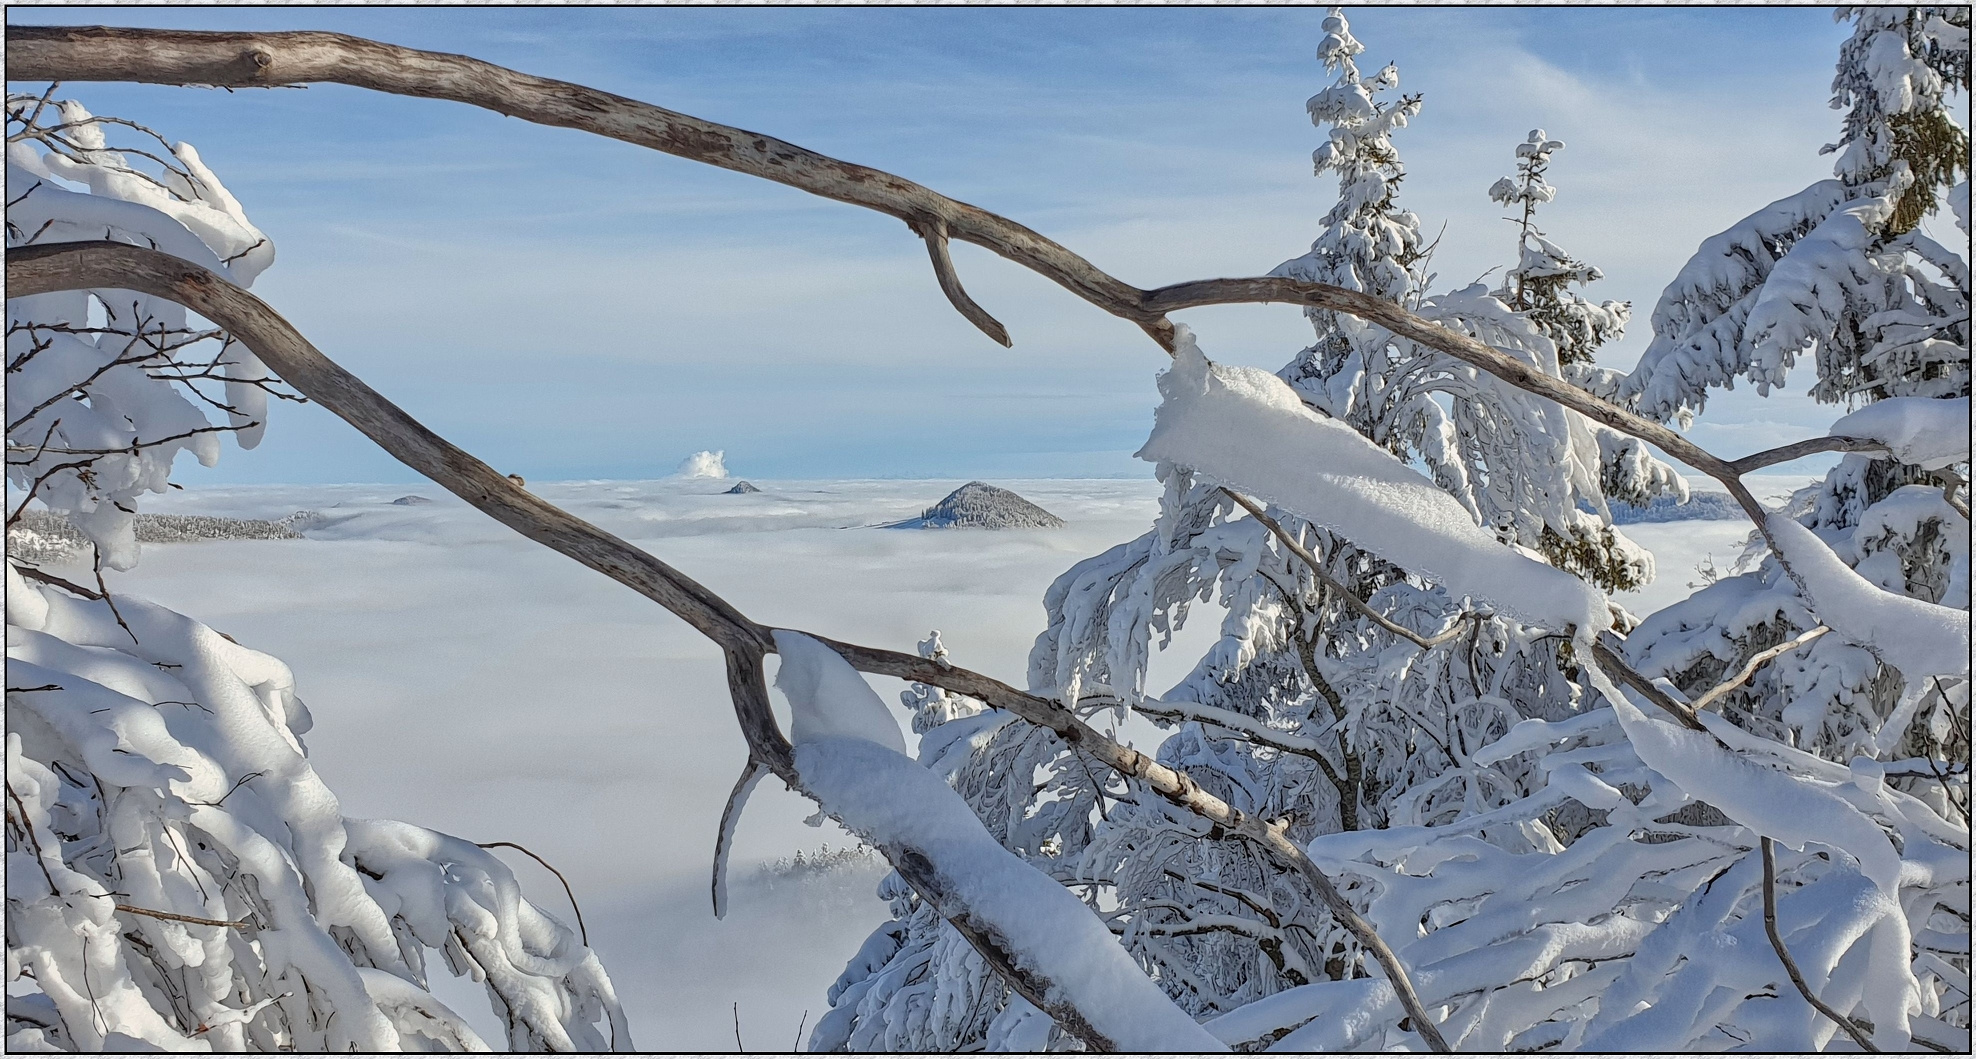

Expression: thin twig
xmin=1761 ymin=838 xmax=1881 ymax=1051
xmin=475 ymin=840 xmax=589 ymax=947
xmin=115 ymin=903 xmax=253 ymax=930
xmin=11 ymin=562 xmax=106 ymax=600
xmin=5 ymin=781 xmax=63 ymax=897
xmin=1689 ymin=626 xmax=1830 ymax=714
xmin=187 ymin=770 xmax=266 ymax=809
xmin=91 ymin=544 xmax=137 ymax=645
xmin=732 ymin=1001 xmax=743 ymax=1053
xmin=793 ymin=1010 xmax=808 ymax=1052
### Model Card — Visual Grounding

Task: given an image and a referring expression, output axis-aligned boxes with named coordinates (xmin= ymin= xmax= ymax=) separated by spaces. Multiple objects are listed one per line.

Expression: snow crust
xmin=1136 ymin=328 xmax=1609 ymax=635
xmin=791 ymin=735 xmax=1224 ymax=1052
xmin=1829 ymin=396 xmax=1971 ymax=470
xmin=772 ymin=630 xmax=907 ymax=754
xmin=1766 ymin=514 xmax=1971 ymax=681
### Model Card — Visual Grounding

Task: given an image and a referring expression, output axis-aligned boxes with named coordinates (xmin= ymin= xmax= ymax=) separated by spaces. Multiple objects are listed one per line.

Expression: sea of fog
xmin=35 ymin=474 xmax=1802 ymax=1048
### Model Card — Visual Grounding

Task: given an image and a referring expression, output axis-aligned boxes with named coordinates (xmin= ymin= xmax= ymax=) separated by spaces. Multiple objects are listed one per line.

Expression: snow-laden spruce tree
xmin=6 ymin=94 xmax=627 ymax=1052
xmin=1488 ymin=129 xmax=1630 ymax=371
xmin=1619 ymin=4 xmax=1968 ymax=775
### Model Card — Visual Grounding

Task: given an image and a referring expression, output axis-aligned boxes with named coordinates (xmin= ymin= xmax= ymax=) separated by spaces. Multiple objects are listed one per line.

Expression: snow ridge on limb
xmin=794 ymin=740 xmax=1225 ymax=1053
xmin=1136 ymin=327 xmax=1609 ymax=637
xmin=1828 ymin=395 xmax=1971 ymax=470
xmin=774 ymin=629 xmax=908 ymax=753
xmin=775 ymin=636 xmax=1222 ymax=1052
xmin=1764 ymin=514 xmax=1971 ymax=682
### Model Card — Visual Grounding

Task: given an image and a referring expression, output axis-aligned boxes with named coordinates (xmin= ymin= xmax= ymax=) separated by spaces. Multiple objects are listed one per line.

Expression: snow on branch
xmin=1137 ymin=328 xmax=1609 ymax=637
xmin=778 ymin=641 xmax=1222 ymax=1052
xmin=1828 ymin=395 xmax=1972 ymax=471
xmin=5 ymin=565 xmax=628 ymax=1051
xmin=1764 ymin=514 xmax=1971 ymax=684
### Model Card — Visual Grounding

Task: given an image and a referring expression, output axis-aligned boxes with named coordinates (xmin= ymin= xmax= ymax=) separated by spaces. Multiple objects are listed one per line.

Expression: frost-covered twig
xmin=1760 ymin=837 xmax=1881 ymax=1052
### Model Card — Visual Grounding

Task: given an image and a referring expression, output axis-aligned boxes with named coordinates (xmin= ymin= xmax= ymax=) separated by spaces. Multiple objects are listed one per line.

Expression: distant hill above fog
xmin=890 ymin=482 xmax=1065 ymax=529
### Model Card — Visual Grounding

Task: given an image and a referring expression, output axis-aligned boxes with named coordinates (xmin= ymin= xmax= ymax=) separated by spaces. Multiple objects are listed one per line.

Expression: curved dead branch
xmin=1689 ymin=626 xmax=1831 ymax=715
xmin=5 ymin=25 xmax=1161 ymax=336
xmin=912 ymin=215 xmax=1010 ymax=347
xmin=9 ymin=240 xmax=1449 ymax=1052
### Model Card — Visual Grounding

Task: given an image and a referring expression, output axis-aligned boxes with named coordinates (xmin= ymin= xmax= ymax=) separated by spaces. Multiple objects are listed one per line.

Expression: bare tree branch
xmin=1689 ymin=626 xmax=1830 ymax=715
xmin=5 ymin=25 xmax=1163 ymax=339
xmin=1589 ymin=637 xmax=1705 ymax=731
xmin=911 ymin=215 xmax=1009 ymax=347
xmin=10 ymin=562 xmax=105 ymax=600
xmin=114 ymin=904 xmax=254 ymax=931
xmin=1729 ymin=435 xmax=1888 ymax=475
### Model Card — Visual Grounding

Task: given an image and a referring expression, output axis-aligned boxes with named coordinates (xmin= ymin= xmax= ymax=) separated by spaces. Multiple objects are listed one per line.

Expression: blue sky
xmin=8 ymin=5 xmax=1882 ymax=484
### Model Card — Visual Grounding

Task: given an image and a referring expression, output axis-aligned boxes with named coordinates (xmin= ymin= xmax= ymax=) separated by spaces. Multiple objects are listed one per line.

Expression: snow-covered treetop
xmin=1487 ymin=129 xmax=1565 ymax=207
xmin=1486 ymin=129 xmax=1626 ymax=367
xmin=1624 ymin=4 xmax=1969 ymax=421
xmin=1827 ymin=6 xmax=1971 ymax=232
xmin=1275 ymin=8 xmax=1424 ymax=308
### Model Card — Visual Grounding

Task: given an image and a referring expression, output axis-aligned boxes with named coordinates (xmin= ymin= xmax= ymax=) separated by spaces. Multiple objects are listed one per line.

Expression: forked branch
xmin=912 ymin=215 xmax=1010 ymax=347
